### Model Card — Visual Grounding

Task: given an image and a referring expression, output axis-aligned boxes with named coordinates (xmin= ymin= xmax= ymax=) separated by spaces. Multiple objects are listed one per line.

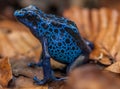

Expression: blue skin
xmin=14 ymin=5 xmax=93 ymax=85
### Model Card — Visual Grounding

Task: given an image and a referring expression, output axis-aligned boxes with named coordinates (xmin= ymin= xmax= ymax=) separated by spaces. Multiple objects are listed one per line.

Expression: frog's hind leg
xmin=67 ymin=55 xmax=89 ymax=73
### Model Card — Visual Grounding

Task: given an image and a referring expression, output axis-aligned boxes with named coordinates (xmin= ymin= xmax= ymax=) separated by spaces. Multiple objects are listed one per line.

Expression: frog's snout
xmin=14 ymin=10 xmax=19 ymax=16
xmin=14 ymin=10 xmax=24 ymax=17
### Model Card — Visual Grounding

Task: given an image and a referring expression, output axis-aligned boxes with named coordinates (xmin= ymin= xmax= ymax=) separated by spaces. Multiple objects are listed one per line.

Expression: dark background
xmin=0 ymin=0 xmax=120 ymax=20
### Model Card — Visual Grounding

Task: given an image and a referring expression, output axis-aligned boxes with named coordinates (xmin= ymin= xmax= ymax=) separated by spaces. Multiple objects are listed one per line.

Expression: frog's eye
xmin=26 ymin=14 xmax=37 ymax=22
xmin=26 ymin=12 xmax=32 ymax=17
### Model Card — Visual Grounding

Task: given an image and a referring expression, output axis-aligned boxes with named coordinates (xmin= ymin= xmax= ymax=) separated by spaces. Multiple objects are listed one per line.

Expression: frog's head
xmin=14 ymin=5 xmax=42 ymax=30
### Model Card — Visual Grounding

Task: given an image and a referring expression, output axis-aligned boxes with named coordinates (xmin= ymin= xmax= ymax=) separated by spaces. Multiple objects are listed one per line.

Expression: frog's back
xmin=47 ymin=24 xmax=82 ymax=64
xmin=36 ymin=19 xmax=82 ymax=64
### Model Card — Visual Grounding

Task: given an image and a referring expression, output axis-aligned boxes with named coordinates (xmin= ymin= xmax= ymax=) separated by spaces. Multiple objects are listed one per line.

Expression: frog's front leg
xmin=32 ymin=37 xmax=53 ymax=85
xmin=33 ymin=37 xmax=64 ymax=85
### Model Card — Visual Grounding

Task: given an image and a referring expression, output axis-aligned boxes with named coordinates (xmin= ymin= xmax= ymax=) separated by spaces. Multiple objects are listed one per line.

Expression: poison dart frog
xmin=14 ymin=5 xmax=94 ymax=85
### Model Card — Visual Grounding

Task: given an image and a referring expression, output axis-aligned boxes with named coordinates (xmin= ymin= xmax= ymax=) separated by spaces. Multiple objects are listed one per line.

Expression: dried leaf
xmin=14 ymin=76 xmax=48 ymax=89
xmin=65 ymin=65 xmax=120 ymax=89
xmin=11 ymin=56 xmax=43 ymax=79
xmin=0 ymin=20 xmax=41 ymax=59
xmin=0 ymin=57 xmax=12 ymax=87
xmin=0 ymin=31 xmax=16 ymax=57
xmin=94 ymin=8 xmax=108 ymax=44
xmin=91 ymin=9 xmax=99 ymax=40
xmin=106 ymin=61 xmax=120 ymax=73
xmin=81 ymin=8 xmax=91 ymax=39
xmin=102 ymin=10 xmax=118 ymax=51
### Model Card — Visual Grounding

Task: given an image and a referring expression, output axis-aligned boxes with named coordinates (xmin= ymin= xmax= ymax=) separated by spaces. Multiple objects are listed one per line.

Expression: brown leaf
xmin=0 ymin=30 xmax=16 ymax=57
xmin=81 ymin=8 xmax=91 ymax=39
xmin=0 ymin=20 xmax=41 ymax=60
xmin=64 ymin=65 xmax=120 ymax=89
xmin=0 ymin=57 xmax=12 ymax=87
xmin=91 ymin=9 xmax=99 ymax=41
xmin=48 ymin=80 xmax=65 ymax=89
xmin=14 ymin=76 xmax=48 ymax=89
xmin=11 ymin=56 xmax=43 ymax=79
xmin=94 ymin=8 xmax=108 ymax=45
xmin=102 ymin=10 xmax=118 ymax=51
xmin=106 ymin=61 xmax=120 ymax=73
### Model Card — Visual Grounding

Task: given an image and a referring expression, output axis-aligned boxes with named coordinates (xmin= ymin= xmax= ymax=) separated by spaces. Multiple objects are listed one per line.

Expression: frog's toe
xmin=28 ymin=62 xmax=42 ymax=67
xmin=33 ymin=76 xmax=47 ymax=85
xmin=33 ymin=76 xmax=66 ymax=85
xmin=53 ymin=77 xmax=67 ymax=81
xmin=28 ymin=62 xmax=36 ymax=67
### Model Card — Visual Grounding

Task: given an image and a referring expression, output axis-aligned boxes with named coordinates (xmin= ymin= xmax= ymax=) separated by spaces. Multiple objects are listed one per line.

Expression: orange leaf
xmin=106 ymin=61 xmax=120 ymax=73
xmin=0 ymin=57 xmax=12 ymax=87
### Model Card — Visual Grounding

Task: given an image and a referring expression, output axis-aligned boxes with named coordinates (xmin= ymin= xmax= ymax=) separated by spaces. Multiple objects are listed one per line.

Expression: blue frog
xmin=14 ymin=5 xmax=94 ymax=85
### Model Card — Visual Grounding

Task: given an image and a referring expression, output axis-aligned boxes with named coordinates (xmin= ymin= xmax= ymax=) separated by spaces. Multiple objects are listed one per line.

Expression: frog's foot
xmin=28 ymin=61 xmax=42 ymax=67
xmin=33 ymin=76 xmax=66 ymax=85
xmin=33 ymin=76 xmax=47 ymax=85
